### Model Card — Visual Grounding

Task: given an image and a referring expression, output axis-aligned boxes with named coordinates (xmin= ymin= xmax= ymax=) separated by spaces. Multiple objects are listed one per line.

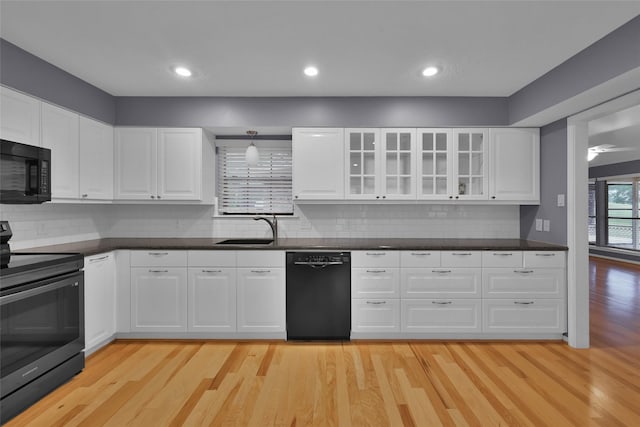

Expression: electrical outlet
xmin=557 ymin=194 xmax=565 ymax=207
xmin=535 ymin=219 xmax=543 ymax=231
xmin=543 ymin=219 xmax=550 ymax=232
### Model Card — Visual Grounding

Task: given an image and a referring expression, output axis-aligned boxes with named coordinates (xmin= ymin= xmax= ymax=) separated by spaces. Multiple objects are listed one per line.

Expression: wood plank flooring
xmin=6 ymin=257 xmax=640 ymax=426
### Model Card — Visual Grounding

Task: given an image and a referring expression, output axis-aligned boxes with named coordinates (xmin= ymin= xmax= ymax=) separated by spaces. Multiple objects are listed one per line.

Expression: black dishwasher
xmin=286 ymin=252 xmax=351 ymax=340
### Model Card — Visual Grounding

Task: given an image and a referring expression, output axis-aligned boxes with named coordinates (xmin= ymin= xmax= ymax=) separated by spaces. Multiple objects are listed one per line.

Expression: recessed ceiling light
xmin=174 ymin=66 xmax=192 ymax=77
xmin=304 ymin=66 xmax=318 ymax=77
xmin=422 ymin=66 xmax=439 ymax=77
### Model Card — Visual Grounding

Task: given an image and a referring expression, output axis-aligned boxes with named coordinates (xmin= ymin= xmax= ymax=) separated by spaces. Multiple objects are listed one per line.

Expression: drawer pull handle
xmin=365 ymin=252 xmax=386 ymax=256
xmin=366 ymin=301 xmax=386 ymax=305
xmin=251 ymin=270 xmax=271 ymax=273
xmin=202 ymin=269 xmax=222 ymax=273
xmin=366 ymin=269 xmax=386 ymax=273
xmin=411 ymin=252 xmax=430 ymax=256
xmin=514 ymin=270 xmax=534 ymax=274
xmin=432 ymin=301 xmax=453 ymax=305
xmin=149 ymin=252 xmax=169 ymax=256
xmin=452 ymin=252 xmax=472 ymax=256
xmin=493 ymin=253 xmax=513 ymax=256
xmin=535 ymin=253 xmax=556 ymax=257
xmin=432 ymin=269 xmax=452 ymax=274
xmin=89 ymin=255 xmax=109 ymax=262
xmin=149 ymin=269 xmax=168 ymax=273
xmin=514 ymin=301 xmax=534 ymax=305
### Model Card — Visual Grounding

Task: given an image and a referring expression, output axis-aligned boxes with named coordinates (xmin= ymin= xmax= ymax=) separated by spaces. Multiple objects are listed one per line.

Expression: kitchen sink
xmin=215 ymin=238 xmax=274 ymax=245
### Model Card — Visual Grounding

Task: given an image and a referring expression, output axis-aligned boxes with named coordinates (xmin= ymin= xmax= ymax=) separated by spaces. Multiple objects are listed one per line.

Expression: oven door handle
xmin=0 ymin=275 xmax=81 ymax=305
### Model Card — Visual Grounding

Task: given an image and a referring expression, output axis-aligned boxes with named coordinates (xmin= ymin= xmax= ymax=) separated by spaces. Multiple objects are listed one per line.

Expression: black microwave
xmin=0 ymin=139 xmax=51 ymax=204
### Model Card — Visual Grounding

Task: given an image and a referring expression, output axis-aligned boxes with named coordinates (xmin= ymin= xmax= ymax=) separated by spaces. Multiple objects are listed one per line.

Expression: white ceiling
xmin=588 ymin=103 xmax=640 ymax=167
xmin=1 ymin=1 xmax=639 ymax=97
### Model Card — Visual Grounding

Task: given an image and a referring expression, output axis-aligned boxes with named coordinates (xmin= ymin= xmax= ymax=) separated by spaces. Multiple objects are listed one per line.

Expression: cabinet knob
xmin=491 ymin=196 xmax=496 ymax=199
xmin=455 ymin=196 xmax=459 ymax=199
xmin=449 ymin=196 xmax=453 ymax=199
xmin=376 ymin=196 xmax=380 ymax=199
xmin=382 ymin=196 xmax=386 ymax=199
xmin=157 ymin=195 xmax=161 ymax=199
xmin=295 ymin=195 xmax=299 ymax=199
xmin=150 ymin=195 xmax=155 ymax=199
xmin=82 ymin=194 xmax=88 ymax=198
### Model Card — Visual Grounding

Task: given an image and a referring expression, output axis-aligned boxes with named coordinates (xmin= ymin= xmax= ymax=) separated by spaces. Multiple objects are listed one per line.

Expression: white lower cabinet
xmin=483 ymin=299 xmax=566 ymax=333
xmin=352 ymin=267 xmax=400 ymax=298
xmin=352 ymin=299 xmax=400 ymax=333
xmin=401 ymin=268 xmax=481 ymax=299
xmin=84 ymin=252 xmax=116 ymax=354
xmin=187 ymin=267 xmax=236 ymax=332
xmin=402 ymin=299 xmax=482 ymax=333
xmin=237 ymin=268 xmax=286 ymax=333
xmin=130 ymin=267 xmax=188 ymax=332
xmin=482 ymin=268 xmax=565 ymax=298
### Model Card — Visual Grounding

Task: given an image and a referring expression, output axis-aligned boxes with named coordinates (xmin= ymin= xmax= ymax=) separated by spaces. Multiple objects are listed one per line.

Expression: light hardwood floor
xmin=6 ymin=257 xmax=640 ymax=426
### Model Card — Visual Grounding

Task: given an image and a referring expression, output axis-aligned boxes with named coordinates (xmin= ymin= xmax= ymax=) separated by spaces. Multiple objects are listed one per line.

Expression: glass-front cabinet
xmin=453 ymin=129 xmax=488 ymax=200
xmin=381 ymin=128 xmax=416 ymax=199
xmin=417 ymin=128 xmax=452 ymax=199
xmin=346 ymin=129 xmax=380 ymax=199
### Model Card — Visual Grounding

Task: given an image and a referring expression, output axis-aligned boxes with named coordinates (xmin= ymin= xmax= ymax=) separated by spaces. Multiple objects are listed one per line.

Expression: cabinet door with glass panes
xmin=453 ymin=129 xmax=488 ymax=200
xmin=346 ymin=129 xmax=381 ymax=199
xmin=381 ymin=128 xmax=416 ymax=199
xmin=417 ymin=128 xmax=453 ymax=200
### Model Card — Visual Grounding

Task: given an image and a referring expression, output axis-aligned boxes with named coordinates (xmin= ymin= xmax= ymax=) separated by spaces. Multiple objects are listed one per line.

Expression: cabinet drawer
xmin=524 ymin=251 xmax=565 ymax=268
xmin=188 ymin=250 xmax=236 ymax=267
xmin=400 ymin=251 xmax=441 ymax=267
xmin=352 ymin=299 xmax=400 ymax=333
xmin=351 ymin=251 xmax=400 ymax=268
xmin=481 ymin=251 xmax=523 ymax=268
xmin=401 ymin=299 xmax=481 ymax=333
xmin=130 ymin=250 xmax=187 ymax=267
xmin=237 ymin=250 xmax=284 ymax=267
xmin=441 ymin=251 xmax=481 ymax=267
xmin=352 ymin=268 xmax=400 ymax=298
xmin=482 ymin=268 xmax=565 ymax=298
xmin=483 ymin=299 xmax=566 ymax=333
xmin=401 ymin=268 xmax=481 ymax=298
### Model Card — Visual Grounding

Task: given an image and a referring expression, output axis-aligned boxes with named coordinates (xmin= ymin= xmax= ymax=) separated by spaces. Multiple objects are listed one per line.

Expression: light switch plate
xmin=543 ymin=219 xmax=550 ymax=232
xmin=535 ymin=218 xmax=543 ymax=231
xmin=557 ymin=194 xmax=565 ymax=207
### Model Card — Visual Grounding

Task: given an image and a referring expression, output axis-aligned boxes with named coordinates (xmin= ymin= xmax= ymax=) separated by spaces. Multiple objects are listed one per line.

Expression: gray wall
xmin=520 ymin=119 xmax=568 ymax=245
xmin=0 ymin=39 xmax=116 ymax=124
xmin=589 ymin=159 xmax=640 ymax=179
xmin=115 ymin=96 xmax=509 ymax=128
xmin=508 ymin=15 xmax=640 ymax=124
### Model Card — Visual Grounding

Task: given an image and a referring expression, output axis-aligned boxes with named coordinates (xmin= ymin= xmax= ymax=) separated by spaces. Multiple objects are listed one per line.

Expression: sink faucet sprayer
xmin=254 ymin=215 xmax=278 ymax=242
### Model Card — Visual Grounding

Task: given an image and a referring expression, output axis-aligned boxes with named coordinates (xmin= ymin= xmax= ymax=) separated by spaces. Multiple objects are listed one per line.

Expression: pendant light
xmin=245 ymin=130 xmax=259 ymax=166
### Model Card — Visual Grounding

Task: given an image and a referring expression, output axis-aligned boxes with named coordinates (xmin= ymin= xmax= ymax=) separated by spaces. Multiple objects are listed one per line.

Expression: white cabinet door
xmin=380 ymin=128 xmax=416 ymax=199
xmin=401 ymin=268 xmax=481 ymax=299
xmin=236 ymin=267 xmax=285 ymax=333
xmin=352 ymin=267 xmax=400 ymax=298
xmin=489 ymin=128 xmax=539 ymax=203
xmin=114 ymin=128 xmax=157 ymax=200
xmin=292 ymin=128 xmax=345 ymax=200
xmin=351 ymin=299 xmax=400 ymax=333
xmin=0 ymin=87 xmax=41 ymax=146
xmin=84 ymin=253 xmax=116 ymax=353
xmin=482 ymin=268 xmax=565 ymax=298
xmin=79 ymin=116 xmax=113 ymax=200
xmin=130 ymin=267 xmax=187 ymax=332
xmin=401 ymin=299 xmax=482 ymax=333
xmin=188 ymin=267 xmax=236 ymax=332
xmin=345 ymin=128 xmax=381 ymax=200
xmin=416 ymin=128 xmax=452 ymax=200
xmin=483 ymin=299 xmax=566 ymax=333
xmin=452 ymin=129 xmax=488 ymax=200
xmin=41 ymin=102 xmax=79 ymax=199
xmin=157 ymin=128 xmax=202 ymax=200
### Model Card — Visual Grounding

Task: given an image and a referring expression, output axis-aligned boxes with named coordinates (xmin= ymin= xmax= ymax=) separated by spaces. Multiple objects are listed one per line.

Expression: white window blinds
xmin=216 ymin=141 xmax=293 ymax=215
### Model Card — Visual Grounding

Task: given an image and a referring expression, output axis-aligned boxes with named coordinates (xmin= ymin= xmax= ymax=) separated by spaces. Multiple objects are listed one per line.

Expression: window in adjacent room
xmin=216 ymin=140 xmax=293 ymax=215
xmin=588 ymin=182 xmax=596 ymax=244
xmin=607 ymin=180 xmax=635 ymax=250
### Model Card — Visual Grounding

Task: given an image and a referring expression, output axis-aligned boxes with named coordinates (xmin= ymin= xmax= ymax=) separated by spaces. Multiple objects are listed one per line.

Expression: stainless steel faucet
xmin=254 ymin=214 xmax=278 ymax=242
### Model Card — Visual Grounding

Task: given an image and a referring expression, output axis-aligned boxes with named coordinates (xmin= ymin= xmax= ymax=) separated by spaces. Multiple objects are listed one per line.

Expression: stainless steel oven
xmin=0 ymin=252 xmax=84 ymax=423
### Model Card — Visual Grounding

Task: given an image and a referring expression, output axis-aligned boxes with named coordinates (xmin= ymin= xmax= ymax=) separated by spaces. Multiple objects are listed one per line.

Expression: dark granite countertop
xmin=18 ymin=237 xmax=567 ymax=257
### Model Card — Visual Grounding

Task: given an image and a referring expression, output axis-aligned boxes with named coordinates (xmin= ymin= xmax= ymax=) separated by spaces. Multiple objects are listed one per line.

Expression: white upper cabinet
xmin=380 ymin=128 xmax=416 ymax=199
xmin=452 ymin=129 xmax=488 ymax=200
xmin=0 ymin=86 xmax=41 ymax=146
xmin=489 ymin=128 xmax=540 ymax=203
xmin=416 ymin=128 xmax=453 ymax=200
xmin=41 ymin=102 xmax=80 ymax=199
xmin=346 ymin=128 xmax=381 ymax=199
xmin=79 ymin=116 xmax=113 ymax=200
xmin=292 ymin=127 xmax=345 ymax=200
xmin=115 ymin=127 xmax=203 ymax=201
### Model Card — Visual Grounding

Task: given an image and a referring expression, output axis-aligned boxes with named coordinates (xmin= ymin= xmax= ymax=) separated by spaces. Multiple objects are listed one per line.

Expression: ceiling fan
xmin=588 ymin=144 xmax=635 ymax=161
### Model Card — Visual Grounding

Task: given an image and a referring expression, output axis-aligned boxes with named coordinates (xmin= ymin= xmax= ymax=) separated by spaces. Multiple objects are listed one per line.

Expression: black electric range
xmin=0 ymin=252 xmax=84 ymax=290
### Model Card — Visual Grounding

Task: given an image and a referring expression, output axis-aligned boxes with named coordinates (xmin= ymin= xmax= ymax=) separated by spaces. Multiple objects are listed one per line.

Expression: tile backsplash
xmin=1 ymin=202 xmax=520 ymax=249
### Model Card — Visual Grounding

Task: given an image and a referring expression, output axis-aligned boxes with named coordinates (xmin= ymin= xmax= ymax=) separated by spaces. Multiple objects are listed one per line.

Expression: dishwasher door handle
xmin=293 ymin=261 xmax=344 ymax=270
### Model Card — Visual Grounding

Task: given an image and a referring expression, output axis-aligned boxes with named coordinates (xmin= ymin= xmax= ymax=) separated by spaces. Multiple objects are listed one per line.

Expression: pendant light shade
xmin=245 ymin=130 xmax=259 ymax=166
